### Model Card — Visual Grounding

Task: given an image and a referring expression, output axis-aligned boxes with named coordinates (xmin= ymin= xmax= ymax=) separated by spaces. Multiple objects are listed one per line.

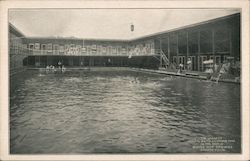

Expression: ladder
xmin=159 ymin=50 xmax=170 ymax=68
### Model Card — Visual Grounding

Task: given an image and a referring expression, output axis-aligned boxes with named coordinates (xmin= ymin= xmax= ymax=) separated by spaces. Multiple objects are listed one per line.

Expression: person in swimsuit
xmin=58 ymin=61 xmax=62 ymax=68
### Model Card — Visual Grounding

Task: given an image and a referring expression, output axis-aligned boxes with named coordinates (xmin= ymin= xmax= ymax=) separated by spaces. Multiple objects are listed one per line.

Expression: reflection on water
xmin=10 ymin=70 xmax=241 ymax=153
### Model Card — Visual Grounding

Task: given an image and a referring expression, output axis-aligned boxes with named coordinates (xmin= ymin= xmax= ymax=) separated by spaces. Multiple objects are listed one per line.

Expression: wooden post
xmin=27 ymin=56 xmax=29 ymax=67
xmin=212 ymin=29 xmax=215 ymax=69
xmin=229 ymin=28 xmax=233 ymax=57
xmin=126 ymin=44 xmax=129 ymax=56
xmin=26 ymin=56 xmax=28 ymax=66
xmin=39 ymin=56 xmax=41 ymax=67
xmin=160 ymin=38 xmax=162 ymax=56
xmin=167 ymin=36 xmax=170 ymax=62
xmin=198 ymin=30 xmax=201 ymax=71
xmin=159 ymin=38 xmax=162 ymax=67
xmin=79 ymin=56 xmax=81 ymax=67
xmin=176 ymin=33 xmax=179 ymax=65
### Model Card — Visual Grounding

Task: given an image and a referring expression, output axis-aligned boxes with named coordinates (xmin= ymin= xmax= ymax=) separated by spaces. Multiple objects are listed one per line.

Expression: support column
xmin=167 ymin=36 xmax=170 ymax=62
xmin=176 ymin=33 xmax=179 ymax=65
xmin=159 ymin=38 xmax=162 ymax=67
xmin=198 ymin=30 xmax=201 ymax=71
xmin=229 ymin=28 xmax=233 ymax=57
xmin=27 ymin=56 xmax=29 ymax=66
xmin=39 ymin=56 xmax=41 ymax=67
xmin=26 ymin=56 xmax=28 ymax=66
xmin=159 ymin=38 xmax=162 ymax=52
xmin=89 ymin=57 xmax=91 ymax=67
xmin=212 ymin=29 xmax=215 ymax=69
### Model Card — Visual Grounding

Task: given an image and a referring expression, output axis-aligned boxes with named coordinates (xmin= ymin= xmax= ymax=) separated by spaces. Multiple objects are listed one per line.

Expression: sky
xmin=9 ymin=9 xmax=240 ymax=40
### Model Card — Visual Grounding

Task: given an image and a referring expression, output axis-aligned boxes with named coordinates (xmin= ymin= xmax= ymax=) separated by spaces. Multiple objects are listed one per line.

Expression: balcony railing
xmin=10 ymin=46 xmax=158 ymax=57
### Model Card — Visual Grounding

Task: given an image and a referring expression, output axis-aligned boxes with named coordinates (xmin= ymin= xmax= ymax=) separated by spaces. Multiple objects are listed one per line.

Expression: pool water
xmin=10 ymin=69 xmax=241 ymax=153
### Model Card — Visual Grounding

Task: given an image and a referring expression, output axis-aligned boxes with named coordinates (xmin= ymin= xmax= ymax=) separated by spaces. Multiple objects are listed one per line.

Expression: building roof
xmin=10 ymin=12 xmax=240 ymax=42
xmin=24 ymin=36 xmax=130 ymax=43
xmin=9 ymin=23 xmax=25 ymax=38
xmin=130 ymin=12 xmax=240 ymax=41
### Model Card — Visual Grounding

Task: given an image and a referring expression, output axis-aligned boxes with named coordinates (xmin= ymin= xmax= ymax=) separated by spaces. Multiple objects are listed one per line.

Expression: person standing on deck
xmin=177 ymin=63 xmax=184 ymax=74
xmin=187 ymin=58 xmax=192 ymax=71
xmin=58 ymin=61 xmax=62 ymax=68
xmin=235 ymin=58 xmax=241 ymax=76
xmin=216 ymin=60 xmax=230 ymax=82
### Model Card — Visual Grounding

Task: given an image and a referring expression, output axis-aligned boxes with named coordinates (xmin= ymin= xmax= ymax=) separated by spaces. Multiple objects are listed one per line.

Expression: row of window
xmin=159 ymin=28 xmax=231 ymax=54
xmin=27 ymin=43 xmax=128 ymax=55
xmin=10 ymin=40 xmax=27 ymax=55
xmin=26 ymin=41 xmax=155 ymax=55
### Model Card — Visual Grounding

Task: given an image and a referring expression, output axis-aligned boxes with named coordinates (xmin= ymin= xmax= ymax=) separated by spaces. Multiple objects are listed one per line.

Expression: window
xmin=121 ymin=47 xmax=127 ymax=54
xmin=65 ymin=44 xmax=70 ymax=54
xmin=82 ymin=47 xmax=87 ymax=53
xmin=97 ymin=45 xmax=102 ymax=54
xmin=47 ymin=43 xmax=52 ymax=51
xmin=188 ymin=31 xmax=198 ymax=54
xmin=112 ymin=47 xmax=117 ymax=54
xmin=87 ymin=45 xmax=91 ymax=54
xmin=34 ymin=43 xmax=40 ymax=50
xmin=150 ymin=42 xmax=154 ymax=49
xmin=200 ymin=29 xmax=212 ymax=53
xmin=215 ymin=28 xmax=230 ymax=53
xmin=59 ymin=45 xmax=64 ymax=52
xmin=169 ymin=34 xmax=178 ymax=56
xmin=53 ymin=44 xmax=59 ymax=54
xmin=178 ymin=32 xmax=187 ymax=54
xmin=76 ymin=45 xmax=81 ymax=54
xmin=29 ymin=44 xmax=34 ymax=50
xmin=41 ymin=44 xmax=46 ymax=50
xmin=161 ymin=37 xmax=169 ymax=55
xmin=102 ymin=46 xmax=107 ymax=54
xmin=107 ymin=46 xmax=112 ymax=54
xmin=92 ymin=45 xmax=97 ymax=53
xmin=117 ymin=46 xmax=122 ymax=55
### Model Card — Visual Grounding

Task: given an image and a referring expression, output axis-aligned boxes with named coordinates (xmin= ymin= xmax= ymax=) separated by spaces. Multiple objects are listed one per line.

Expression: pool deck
xmin=131 ymin=68 xmax=240 ymax=84
xmin=10 ymin=67 xmax=28 ymax=76
xmin=26 ymin=67 xmax=240 ymax=84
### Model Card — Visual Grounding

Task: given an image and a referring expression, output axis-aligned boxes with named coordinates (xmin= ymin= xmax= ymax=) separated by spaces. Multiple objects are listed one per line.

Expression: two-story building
xmin=9 ymin=13 xmax=240 ymax=71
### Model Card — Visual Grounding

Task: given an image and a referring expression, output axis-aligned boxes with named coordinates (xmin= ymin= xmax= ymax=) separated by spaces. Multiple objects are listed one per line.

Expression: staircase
xmin=157 ymin=50 xmax=170 ymax=69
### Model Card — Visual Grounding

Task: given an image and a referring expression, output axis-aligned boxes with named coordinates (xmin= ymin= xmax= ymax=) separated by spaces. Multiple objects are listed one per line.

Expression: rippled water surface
xmin=10 ymin=69 xmax=241 ymax=153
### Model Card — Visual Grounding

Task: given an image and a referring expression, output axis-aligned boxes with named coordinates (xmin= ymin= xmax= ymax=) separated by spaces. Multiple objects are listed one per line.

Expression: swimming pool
xmin=10 ymin=68 xmax=241 ymax=153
